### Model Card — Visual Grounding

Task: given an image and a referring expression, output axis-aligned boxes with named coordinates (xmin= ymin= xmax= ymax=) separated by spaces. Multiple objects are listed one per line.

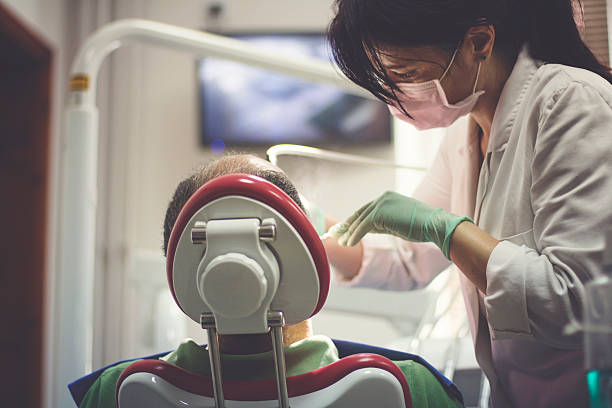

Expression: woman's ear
xmin=465 ymin=24 xmax=496 ymax=61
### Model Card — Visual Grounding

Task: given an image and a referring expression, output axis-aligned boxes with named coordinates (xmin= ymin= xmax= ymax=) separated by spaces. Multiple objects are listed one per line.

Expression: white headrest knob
xmin=199 ymin=253 xmax=268 ymax=319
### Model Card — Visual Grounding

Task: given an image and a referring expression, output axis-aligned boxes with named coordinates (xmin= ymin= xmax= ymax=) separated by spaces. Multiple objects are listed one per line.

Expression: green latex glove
xmin=329 ymin=191 xmax=472 ymax=259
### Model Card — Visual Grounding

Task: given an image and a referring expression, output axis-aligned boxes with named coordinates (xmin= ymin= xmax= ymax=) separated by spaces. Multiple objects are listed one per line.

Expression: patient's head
xmin=163 ymin=154 xmax=303 ymax=256
xmin=163 ymin=154 xmax=311 ymax=353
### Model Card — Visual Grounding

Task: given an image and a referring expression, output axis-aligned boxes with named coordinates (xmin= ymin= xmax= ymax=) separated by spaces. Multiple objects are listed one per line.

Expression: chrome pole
xmin=268 ymin=311 xmax=290 ymax=408
xmin=201 ymin=313 xmax=225 ymax=408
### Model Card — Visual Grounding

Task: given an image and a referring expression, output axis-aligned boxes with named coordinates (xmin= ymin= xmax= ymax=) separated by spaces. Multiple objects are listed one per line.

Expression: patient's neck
xmin=218 ymin=320 xmax=312 ymax=355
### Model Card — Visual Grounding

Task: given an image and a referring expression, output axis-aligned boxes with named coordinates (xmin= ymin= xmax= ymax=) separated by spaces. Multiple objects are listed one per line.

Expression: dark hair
xmin=328 ymin=0 xmax=612 ymax=105
xmin=162 ymin=154 xmax=304 ymax=256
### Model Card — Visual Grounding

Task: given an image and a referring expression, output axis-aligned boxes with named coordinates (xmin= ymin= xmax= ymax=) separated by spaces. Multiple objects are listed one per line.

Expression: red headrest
xmin=166 ymin=173 xmax=330 ymax=317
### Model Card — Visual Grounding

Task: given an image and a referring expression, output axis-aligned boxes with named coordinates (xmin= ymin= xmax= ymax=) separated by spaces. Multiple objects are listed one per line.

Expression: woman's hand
xmin=329 ymin=191 xmax=472 ymax=259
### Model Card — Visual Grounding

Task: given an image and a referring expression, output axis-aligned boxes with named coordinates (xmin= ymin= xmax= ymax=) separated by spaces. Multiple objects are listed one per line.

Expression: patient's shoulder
xmin=286 ymin=335 xmax=340 ymax=372
xmin=160 ymin=338 xmax=203 ymax=368
xmin=393 ymin=359 xmax=464 ymax=407
xmin=289 ymin=334 xmax=337 ymax=353
xmin=79 ymin=360 xmax=139 ymax=408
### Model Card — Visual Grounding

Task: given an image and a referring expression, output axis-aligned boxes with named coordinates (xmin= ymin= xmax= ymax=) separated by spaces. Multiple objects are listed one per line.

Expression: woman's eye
xmin=393 ymin=71 xmax=417 ymax=79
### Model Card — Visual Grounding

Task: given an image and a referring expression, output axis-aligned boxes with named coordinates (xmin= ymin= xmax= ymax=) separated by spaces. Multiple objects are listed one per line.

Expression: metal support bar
xmin=200 ymin=311 xmax=288 ymax=407
xmin=201 ymin=313 xmax=225 ymax=408
xmin=268 ymin=311 xmax=290 ymax=408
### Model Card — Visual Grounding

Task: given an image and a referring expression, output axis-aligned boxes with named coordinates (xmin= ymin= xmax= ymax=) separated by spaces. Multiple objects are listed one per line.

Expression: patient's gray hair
xmin=162 ymin=154 xmax=303 ymax=256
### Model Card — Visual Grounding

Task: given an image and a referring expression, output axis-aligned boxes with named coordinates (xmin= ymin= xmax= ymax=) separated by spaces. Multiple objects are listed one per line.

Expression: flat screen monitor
xmin=197 ymin=33 xmax=391 ymax=149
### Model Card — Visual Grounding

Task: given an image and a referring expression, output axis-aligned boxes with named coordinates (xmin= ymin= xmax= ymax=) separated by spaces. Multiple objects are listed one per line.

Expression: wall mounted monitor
xmin=197 ymin=33 xmax=391 ymax=149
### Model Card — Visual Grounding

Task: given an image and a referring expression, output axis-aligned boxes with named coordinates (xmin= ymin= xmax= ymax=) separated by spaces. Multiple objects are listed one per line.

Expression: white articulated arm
xmin=69 ymin=19 xmax=372 ymax=104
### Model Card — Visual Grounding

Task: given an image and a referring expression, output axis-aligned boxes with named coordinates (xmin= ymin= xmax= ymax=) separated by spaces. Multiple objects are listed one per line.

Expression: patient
xmin=78 ymin=154 xmax=463 ymax=408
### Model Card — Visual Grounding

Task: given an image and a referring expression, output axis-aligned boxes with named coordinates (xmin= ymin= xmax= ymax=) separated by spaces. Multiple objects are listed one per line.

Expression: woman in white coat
xmin=323 ymin=0 xmax=612 ymax=406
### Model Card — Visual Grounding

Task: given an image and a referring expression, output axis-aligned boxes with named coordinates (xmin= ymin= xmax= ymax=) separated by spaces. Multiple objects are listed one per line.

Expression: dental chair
xmin=115 ymin=173 xmax=412 ymax=408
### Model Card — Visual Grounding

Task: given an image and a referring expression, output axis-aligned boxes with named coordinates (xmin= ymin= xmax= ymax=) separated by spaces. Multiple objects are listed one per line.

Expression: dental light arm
xmin=57 ymin=19 xmax=369 ymax=408
xmin=69 ymin=19 xmax=373 ymax=104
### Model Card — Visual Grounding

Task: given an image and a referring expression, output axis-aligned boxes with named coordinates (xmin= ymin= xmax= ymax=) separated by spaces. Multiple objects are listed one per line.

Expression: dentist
xmin=324 ymin=0 xmax=612 ymax=406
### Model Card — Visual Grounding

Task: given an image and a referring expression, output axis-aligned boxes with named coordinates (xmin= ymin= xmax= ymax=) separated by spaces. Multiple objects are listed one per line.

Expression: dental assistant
xmin=324 ymin=0 xmax=612 ymax=407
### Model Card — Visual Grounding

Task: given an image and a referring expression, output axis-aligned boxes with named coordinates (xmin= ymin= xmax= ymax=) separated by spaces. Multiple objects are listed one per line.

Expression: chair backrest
xmin=118 ymin=173 xmax=410 ymax=407
xmin=165 ymin=173 xmax=330 ymax=333
xmin=117 ymin=353 xmax=411 ymax=408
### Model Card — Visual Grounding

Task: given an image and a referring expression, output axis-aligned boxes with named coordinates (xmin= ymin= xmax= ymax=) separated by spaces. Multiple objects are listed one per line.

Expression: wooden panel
xmin=582 ymin=0 xmax=610 ymax=65
xmin=0 ymin=3 xmax=52 ymax=408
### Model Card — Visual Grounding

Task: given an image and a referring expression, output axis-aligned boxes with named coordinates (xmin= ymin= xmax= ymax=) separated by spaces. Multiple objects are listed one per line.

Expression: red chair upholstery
xmin=117 ymin=353 xmax=411 ymax=407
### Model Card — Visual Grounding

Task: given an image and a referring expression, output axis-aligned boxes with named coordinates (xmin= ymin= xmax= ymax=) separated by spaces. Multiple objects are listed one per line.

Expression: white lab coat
xmin=349 ymin=46 xmax=612 ymax=407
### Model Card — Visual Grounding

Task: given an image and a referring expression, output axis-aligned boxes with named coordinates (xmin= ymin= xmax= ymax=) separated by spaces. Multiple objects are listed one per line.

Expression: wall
xmin=1 ymin=1 xmax=127 ymax=406
xmin=0 ymin=1 xmax=68 ymax=406
xmin=583 ymin=0 xmax=610 ymax=64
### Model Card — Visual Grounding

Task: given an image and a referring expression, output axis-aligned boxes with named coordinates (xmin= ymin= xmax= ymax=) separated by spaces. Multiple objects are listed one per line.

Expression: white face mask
xmin=387 ymin=47 xmax=485 ymax=130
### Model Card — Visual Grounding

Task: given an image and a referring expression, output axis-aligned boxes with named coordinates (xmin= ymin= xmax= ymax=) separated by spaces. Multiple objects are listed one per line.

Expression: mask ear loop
xmin=441 ymin=42 xmax=484 ymax=95
xmin=439 ymin=46 xmax=460 ymax=82
xmin=472 ymin=60 xmax=483 ymax=94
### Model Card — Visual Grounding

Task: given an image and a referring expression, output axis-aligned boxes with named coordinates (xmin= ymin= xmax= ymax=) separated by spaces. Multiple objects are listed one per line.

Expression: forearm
xmin=449 ymin=221 xmax=499 ymax=293
xmin=324 ymin=238 xmax=364 ymax=281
